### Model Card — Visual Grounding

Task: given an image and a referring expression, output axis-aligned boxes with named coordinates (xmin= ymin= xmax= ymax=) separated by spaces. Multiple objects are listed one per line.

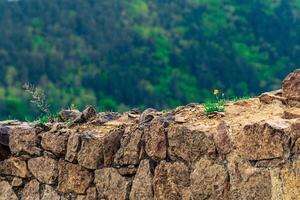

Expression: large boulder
xmin=235 ymin=119 xmax=290 ymax=161
xmin=28 ymin=156 xmax=58 ymax=184
xmin=8 ymin=124 xmax=41 ymax=156
xmin=153 ymin=161 xmax=191 ymax=200
xmin=57 ymin=161 xmax=93 ymax=194
xmin=94 ymin=168 xmax=131 ymax=200
xmin=167 ymin=124 xmax=216 ymax=164
xmin=190 ymin=158 xmax=229 ymax=200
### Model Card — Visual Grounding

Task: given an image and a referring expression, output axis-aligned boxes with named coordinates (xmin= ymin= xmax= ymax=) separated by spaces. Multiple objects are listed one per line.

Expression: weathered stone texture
xmin=21 ymin=179 xmax=40 ymax=200
xmin=28 ymin=156 xmax=58 ymax=184
xmin=0 ymin=181 xmax=18 ymax=200
xmin=130 ymin=159 xmax=154 ymax=200
xmin=153 ymin=161 xmax=191 ymax=200
xmin=58 ymin=160 xmax=93 ymax=194
xmin=168 ymin=125 xmax=215 ymax=164
xmin=94 ymin=168 xmax=131 ymax=200
xmin=0 ymin=157 xmax=30 ymax=177
xmin=41 ymin=131 xmax=69 ymax=156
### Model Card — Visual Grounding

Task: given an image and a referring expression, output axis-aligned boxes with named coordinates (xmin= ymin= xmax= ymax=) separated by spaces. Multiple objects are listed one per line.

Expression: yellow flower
xmin=213 ymin=89 xmax=219 ymax=95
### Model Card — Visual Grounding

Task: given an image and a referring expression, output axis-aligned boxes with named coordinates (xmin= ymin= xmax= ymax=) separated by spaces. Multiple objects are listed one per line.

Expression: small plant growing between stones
xmin=22 ymin=83 xmax=57 ymax=124
xmin=203 ymin=89 xmax=225 ymax=115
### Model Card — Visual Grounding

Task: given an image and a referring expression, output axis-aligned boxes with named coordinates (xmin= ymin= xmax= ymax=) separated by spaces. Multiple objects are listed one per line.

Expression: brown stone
xmin=76 ymin=187 xmax=97 ymax=200
xmin=9 ymin=125 xmax=41 ymax=155
xmin=41 ymin=131 xmax=69 ymax=156
xmin=259 ymin=89 xmax=286 ymax=104
xmin=190 ymin=158 xmax=228 ymax=200
xmin=0 ymin=181 xmax=18 ymax=200
xmin=58 ymin=160 xmax=93 ymax=194
xmin=167 ymin=125 xmax=215 ymax=164
xmin=153 ymin=161 xmax=191 ymax=200
xmin=11 ymin=177 xmax=23 ymax=187
xmin=283 ymin=107 xmax=300 ymax=119
xmin=114 ymin=126 xmax=143 ymax=165
xmin=59 ymin=109 xmax=82 ymax=122
xmin=228 ymin=155 xmax=272 ymax=200
xmin=144 ymin=118 xmax=167 ymax=161
xmin=213 ymin=121 xmax=233 ymax=156
xmin=41 ymin=185 xmax=60 ymax=200
xmin=283 ymin=69 xmax=300 ymax=102
xmin=103 ymin=128 xmax=123 ymax=166
xmin=129 ymin=160 xmax=154 ymax=200
xmin=65 ymin=132 xmax=81 ymax=162
xmin=94 ymin=168 xmax=131 ymax=200
xmin=277 ymin=158 xmax=300 ymax=199
xmin=117 ymin=166 xmax=138 ymax=176
xmin=28 ymin=156 xmax=58 ymax=184
xmin=77 ymin=132 xmax=104 ymax=169
xmin=21 ymin=179 xmax=40 ymax=200
xmin=236 ymin=120 xmax=290 ymax=160
xmin=0 ymin=157 xmax=30 ymax=177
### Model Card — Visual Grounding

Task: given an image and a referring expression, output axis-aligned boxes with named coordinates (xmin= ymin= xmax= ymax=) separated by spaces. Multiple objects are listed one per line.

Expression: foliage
xmin=0 ymin=0 xmax=299 ymax=120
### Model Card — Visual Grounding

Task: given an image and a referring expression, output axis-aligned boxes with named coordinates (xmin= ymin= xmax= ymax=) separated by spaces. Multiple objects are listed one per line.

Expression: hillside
xmin=1 ymin=70 xmax=300 ymax=199
xmin=0 ymin=0 xmax=300 ymax=119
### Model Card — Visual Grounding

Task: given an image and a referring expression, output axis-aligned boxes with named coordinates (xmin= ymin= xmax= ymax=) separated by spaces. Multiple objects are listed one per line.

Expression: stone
xmin=76 ymin=187 xmax=97 ymax=200
xmin=190 ymin=158 xmax=229 ymax=200
xmin=259 ymin=89 xmax=286 ymax=104
xmin=167 ymin=125 xmax=215 ymax=164
xmin=41 ymin=185 xmax=60 ymax=200
xmin=21 ymin=179 xmax=40 ymax=200
xmin=129 ymin=160 xmax=154 ymax=200
xmin=236 ymin=120 xmax=290 ymax=160
xmin=58 ymin=160 xmax=93 ymax=194
xmin=11 ymin=177 xmax=23 ymax=187
xmin=114 ymin=126 xmax=143 ymax=165
xmin=102 ymin=128 xmax=124 ymax=166
xmin=9 ymin=125 xmax=41 ymax=155
xmin=77 ymin=132 xmax=104 ymax=169
xmin=59 ymin=109 xmax=82 ymax=122
xmin=213 ymin=121 xmax=233 ymax=157
xmin=28 ymin=156 xmax=58 ymax=184
xmin=0 ymin=157 xmax=30 ymax=177
xmin=277 ymin=158 xmax=300 ymax=199
xmin=117 ymin=166 xmax=138 ymax=176
xmin=283 ymin=107 xmax=300 ymax=119
xmin=153 ymin=161 xmax=191 ymax=200
xmin=0 ymin=181 xmax=18 ymax=200
xmin=41 ymin=131 xmax=69 ymax=156
xmin=94 ymin=168 xmax=131 ymax=200
xmin=282 ymin=69 xmax=300 ymax=101
xmin=82 ymin=106 xmax=97 ymax=121
xmin=144 ymin=118 xmax=167 ymax=161
xmin=65 ymin=132 xmax=81 ymax=162
xmin=228 ymin=155 xmax=272 ymax=200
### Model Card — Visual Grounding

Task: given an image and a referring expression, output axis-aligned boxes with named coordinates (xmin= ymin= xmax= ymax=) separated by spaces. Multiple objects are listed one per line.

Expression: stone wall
xmin=2 ymin=70 xmax=300 ymax=200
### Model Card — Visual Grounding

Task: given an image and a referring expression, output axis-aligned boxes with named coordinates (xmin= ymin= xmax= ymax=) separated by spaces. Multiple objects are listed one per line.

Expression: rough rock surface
xmin=21 ymin=179 xmax=40 ymax=200
xmin=28 ymin=156 xmax=58 ymax=184
xmin=0 ymin=181 xmax=18 ymax=200
xmin=94 ymin=168 xmax=131 ymax=200
xmin=58 ymin=160 xmax=93 ymax=194
xmin=2 ymin=71 xmax=300 ymax=199
xmin=129 ymin=159 xmax=153 ymax=200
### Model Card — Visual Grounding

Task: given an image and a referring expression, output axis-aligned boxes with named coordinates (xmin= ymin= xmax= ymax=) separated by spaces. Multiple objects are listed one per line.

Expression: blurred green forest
xmin=0 ymin=0 xmax=299 ymax=120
